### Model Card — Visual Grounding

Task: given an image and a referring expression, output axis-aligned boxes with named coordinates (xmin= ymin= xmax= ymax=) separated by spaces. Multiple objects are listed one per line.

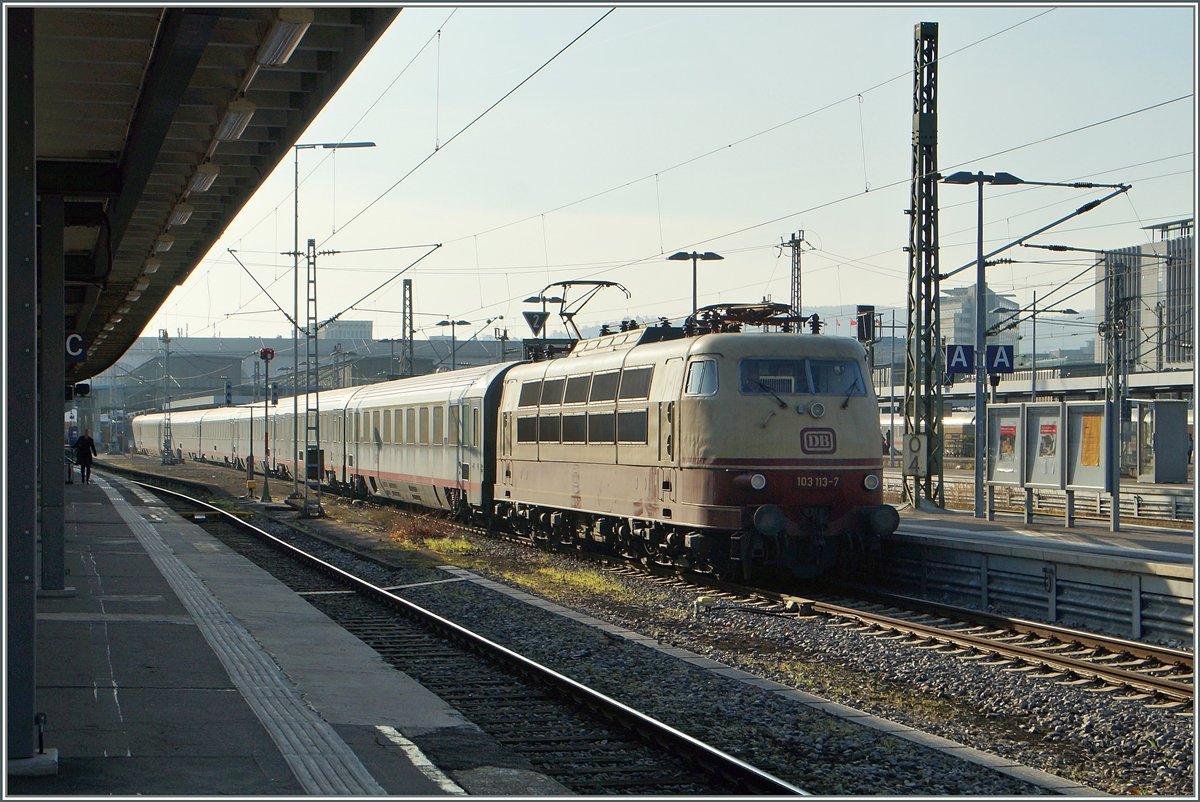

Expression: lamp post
xmin=667 ymin=251 xmax=724 ymax=318
xmin=437 ymin=319 xmax=470 ymax=370
xmin=290 ymin=140 xmax=375 ymax=497
xmin=941 ymin=171 xmax=1022 ymax=518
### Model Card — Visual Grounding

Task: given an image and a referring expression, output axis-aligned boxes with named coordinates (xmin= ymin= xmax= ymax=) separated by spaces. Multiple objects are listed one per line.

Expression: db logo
xmin=801 ymin=428 xmax=836 ymax=454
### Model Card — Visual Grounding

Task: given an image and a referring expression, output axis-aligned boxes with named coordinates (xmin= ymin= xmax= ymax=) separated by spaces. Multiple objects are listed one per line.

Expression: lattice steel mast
xmin=903 ymin=21 xmax=944 ymax=508
xmin=401 ymin=277 xmax=414 ymax=376
xmin=783 ymin=231 xmax=805 ymax=325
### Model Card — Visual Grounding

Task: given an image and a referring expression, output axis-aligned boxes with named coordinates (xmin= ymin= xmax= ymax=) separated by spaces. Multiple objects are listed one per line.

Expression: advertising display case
xmin=986 ymin=403 xmax=1023 ymax=487
xmin=1024 ymin=404 xmax=1065 ymax=490
xmin=1065 ymin=401 xmax=1108 ymax=492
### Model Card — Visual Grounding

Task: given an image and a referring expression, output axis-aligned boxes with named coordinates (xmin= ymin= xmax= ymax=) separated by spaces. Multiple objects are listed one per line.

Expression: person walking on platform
xmin=74 ymin=428 xmax=97 ymax=484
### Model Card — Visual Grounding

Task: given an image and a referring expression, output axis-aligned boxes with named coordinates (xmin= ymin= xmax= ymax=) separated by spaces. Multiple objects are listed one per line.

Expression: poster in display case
xmin=1065 ymin=401 xmax=1108 ymax=491
xmin=1024 ymin=404 xmax=1065 ymax=489
xmin=986 ymin=404 xmax=1023 ymax=486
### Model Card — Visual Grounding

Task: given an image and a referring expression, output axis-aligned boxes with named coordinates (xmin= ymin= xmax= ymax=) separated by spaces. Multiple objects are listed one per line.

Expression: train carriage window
xmin=448 ymin=405 xmax=460 ymax=446
xmin=406 ymin=408 xmax=416 ymax=444
xmin=561 ymin=414 xmax=586 ymax=443
xmin=684 ymin=359 xmax=718 ymax=396
xmin=617 ymin=409 xmax=648 ymax=443
xmin=589 ymin=372 xmax=619 ymax=402
xmin=383 ymin=410 xmax=391 ymax=443
xmin=618 ymin=367 xmax=653 ymax=400
xmin=353 ymin=412 xmax=360 ymax=442
xmin=419 ymin=407 xmax=430 ymax=445
xmin=563 ymin=374 xmax=591 ymax=404
xmin=540 ymin=378 xmax=565 ymax=405
xmin=433 ymin=406 xmax=444 ymax=445
xmin=587 ymin=412 xmax=615 ymax=443
xmin=538 ymin=414 xmax=560 ymax=443
xmin=516 ymin=416 xmax=538 ymax=443
xmin=372 ymin=411 xmax=381 ymax=442
xmin=518 ymin=381 xmax=542 ymax=407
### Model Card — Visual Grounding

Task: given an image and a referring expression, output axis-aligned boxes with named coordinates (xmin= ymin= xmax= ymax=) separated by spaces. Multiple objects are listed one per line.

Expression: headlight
xmin=863 ymin=474 xmax=880 ymax=491
xmin=750 ymin=473 xmax=767 ymax=490
xmin=809 ymin=402 xmax=825 ymax=418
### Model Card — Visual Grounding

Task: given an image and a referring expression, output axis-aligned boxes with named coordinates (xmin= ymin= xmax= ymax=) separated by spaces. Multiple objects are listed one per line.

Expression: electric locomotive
xmin=495 ymin=324 xmax=898 ymax=580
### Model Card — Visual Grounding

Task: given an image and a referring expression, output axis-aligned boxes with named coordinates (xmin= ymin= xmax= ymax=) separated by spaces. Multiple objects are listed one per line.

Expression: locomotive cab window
xmin=739 ymin=358 xmax=866 ymax=396
xmin=684 ymin=359 xmax=718 ymax=396
xmin=809 ymin=359 xmax=866 ymax=396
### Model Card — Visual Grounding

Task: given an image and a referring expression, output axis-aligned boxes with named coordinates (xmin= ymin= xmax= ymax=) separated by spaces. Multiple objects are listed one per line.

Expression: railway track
xmin=100 ymin=459 xmax=1194 ymax=716
xmin=122 ymin=478 xmax=805 ymax=796
xmin=600 ymin=564 xmax=1193 ymax=715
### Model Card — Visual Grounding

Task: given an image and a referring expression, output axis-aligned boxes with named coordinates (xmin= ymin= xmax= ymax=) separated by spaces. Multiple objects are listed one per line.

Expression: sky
xmin=144 ymin=3 xmax=1196 ymax=353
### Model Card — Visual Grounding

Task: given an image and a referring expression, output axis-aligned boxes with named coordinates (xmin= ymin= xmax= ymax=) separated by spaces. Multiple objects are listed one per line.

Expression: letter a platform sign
xmin=945 ymin=344 xmax=974 ymax=374
xmin=986 ymin=344 xmax=1015 ymax=374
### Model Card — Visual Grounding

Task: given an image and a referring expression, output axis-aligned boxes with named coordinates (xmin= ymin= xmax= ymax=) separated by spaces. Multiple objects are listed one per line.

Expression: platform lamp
xmin=437 ymin=320 xmax=471 ymax=370
xmin=667 ymin=251 xmax=724 ymax=320
xmin=259 ymin=348 xmax=274 ymax=502
xmin=289 ymin=140 xmax=375 ymax=498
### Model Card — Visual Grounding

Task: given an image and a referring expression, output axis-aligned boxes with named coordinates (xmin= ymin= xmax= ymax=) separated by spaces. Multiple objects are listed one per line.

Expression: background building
xmin=1095 ymin=218 xmax=1193 ymax=371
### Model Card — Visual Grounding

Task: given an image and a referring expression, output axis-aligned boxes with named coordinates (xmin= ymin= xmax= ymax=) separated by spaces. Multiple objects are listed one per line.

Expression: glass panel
xmin=564 ymin=374 xmax=591 ymax=404
xmin=617 ymin=409 xmax=648 ymax=443
xmin=433 ymin=406 xmax=444 ymax=445
xmin=518 ymin=381 xmax=542 ymax=407
xmin=419 ymin=407 xmax=430 ymax=444
xmin=588 ymin=412 xmax=615 ymax=443
xmin=684 ymin=359 xmax=718 ymax=395
xmin=618 ymin=367 xmax=653 ymax=399
xmin=540 ymin=378 xmax=565 ymax=405
xmin=561 ymin=414 xmax=586 ymax=443
xmin=589 ymin=372 xmax=619 ymax=402
xmin=538 ymin=414 xmax=560 ymax=442
xmin=740 ymin=359 xmax=808 ymax=394
xmin=372 ymin=410 xmax=380 ymax=441
xmin=516 ymin=416 xmax=538 ymax=443
xmin=808 ymin=359 xmax=865 ymax=396
xmin=406 ymin=408 xmax=416 ymax=444
xmin=472 ymin=407 xmax=480 ymax=448
xmin=448 ymin=405 xmax=459 ymax=445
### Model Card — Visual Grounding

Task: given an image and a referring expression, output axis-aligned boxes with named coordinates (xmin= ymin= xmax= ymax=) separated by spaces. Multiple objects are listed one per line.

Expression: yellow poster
xmin=1080 ymin=413 xmax=1101 ymax=466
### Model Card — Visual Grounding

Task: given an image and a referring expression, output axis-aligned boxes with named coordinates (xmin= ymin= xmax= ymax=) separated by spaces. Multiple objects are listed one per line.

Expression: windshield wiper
xmin=841 ymin=375 xmax=864 ymax=409
xmin=751 ymin=380 xmax=788 ymax=409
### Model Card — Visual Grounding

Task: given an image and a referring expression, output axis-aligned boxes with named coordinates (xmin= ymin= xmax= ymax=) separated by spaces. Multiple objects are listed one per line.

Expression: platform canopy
xmin=30 ymin=6 xmax=400 ymax=379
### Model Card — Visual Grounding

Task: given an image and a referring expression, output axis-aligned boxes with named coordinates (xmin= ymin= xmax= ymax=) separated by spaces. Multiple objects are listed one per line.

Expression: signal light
xmin=224 ymin=381 xmax=233 ymax=405
xmin=259 ymin=348 xmax=274 ymax=361
xmin=74 ymin=382 xmax=90 ymax=397
xmin=270 ymin=382 xmax=279 ymax=405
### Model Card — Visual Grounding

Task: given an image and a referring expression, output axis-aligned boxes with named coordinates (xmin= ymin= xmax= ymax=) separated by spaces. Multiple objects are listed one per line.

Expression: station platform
xmin=894 ymin=499 xmax=1193 ymax=571
xmin=6 ymin=473 xmax=569 ymax=796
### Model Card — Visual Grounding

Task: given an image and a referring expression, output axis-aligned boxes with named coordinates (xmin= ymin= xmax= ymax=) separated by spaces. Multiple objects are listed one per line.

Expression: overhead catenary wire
xmin=318 ymin=8 xmax=617 ymax=249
